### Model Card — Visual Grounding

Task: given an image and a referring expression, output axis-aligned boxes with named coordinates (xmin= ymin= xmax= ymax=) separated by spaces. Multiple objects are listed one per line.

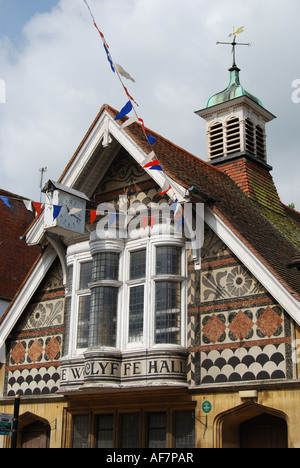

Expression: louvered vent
xmin=226 ymin=117 xmax=241 ymax=155
xmin=209 ymin=122 xmax=224 ymax=158
xmin=245 ymin=118 xmax=255 ymax=155
xmin=256 ymin=125 xmax=266 ymax=160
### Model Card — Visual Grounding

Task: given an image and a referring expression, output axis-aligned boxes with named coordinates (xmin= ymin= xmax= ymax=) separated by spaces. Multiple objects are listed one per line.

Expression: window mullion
xmin=70 ymin=260 xmax=81 ymax=355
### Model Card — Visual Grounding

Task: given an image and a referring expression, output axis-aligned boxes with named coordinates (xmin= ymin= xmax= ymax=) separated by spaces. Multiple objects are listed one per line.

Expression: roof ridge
xmin=0 ymin=188 xmax=28 ymax=199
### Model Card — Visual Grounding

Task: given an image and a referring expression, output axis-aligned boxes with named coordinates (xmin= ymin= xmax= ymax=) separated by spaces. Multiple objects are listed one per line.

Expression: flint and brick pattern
xmin=188 ymin=226 xmax=294 ymax=386
xmin=5 ymin=259 xmax=65 ymax=396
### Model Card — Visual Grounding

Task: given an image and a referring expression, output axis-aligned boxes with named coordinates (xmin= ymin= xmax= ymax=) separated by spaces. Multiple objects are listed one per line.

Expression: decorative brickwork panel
xmin=5 ymin=259 xmax=65 ymax=396
xmin=188 ymin=226 xmax=295 ymax=387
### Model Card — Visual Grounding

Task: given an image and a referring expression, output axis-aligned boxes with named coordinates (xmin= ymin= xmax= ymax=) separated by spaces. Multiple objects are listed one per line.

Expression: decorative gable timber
xmin=4 ymin=102 xmax=299 ymax=368
xmin=25 ymin=104 xmax=187 ymax=247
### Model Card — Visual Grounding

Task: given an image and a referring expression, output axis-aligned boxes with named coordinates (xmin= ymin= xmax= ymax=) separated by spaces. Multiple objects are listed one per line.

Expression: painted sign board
xmin=0 ymin=413 xmax=13 ymax=436
xmin=202 ymin=401 xmax=212 ymax=414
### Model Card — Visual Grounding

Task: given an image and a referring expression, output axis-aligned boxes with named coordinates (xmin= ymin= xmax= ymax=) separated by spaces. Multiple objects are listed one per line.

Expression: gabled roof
xmin=28 ymin=103 xmax=300 ymax=301
xmin=3 ymin=102 xmax=299 ymax=343
xmin=107 ymin=104 xmax=300 ymax=302
xmin=48 ymin=103 xmax=300 ymax=303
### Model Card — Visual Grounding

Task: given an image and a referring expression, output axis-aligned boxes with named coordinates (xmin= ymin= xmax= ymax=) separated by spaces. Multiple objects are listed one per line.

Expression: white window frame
xmin=121 ymin=236 xmax=187 ymax=352
xmin=65 ymin=235 xmax=187 ymax=357
xmin=66 ymin=241 xmax=92 ymax=357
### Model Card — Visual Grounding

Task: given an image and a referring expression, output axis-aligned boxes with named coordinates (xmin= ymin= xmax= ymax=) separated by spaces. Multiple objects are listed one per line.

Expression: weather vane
xmin=217 ymin=26 xmax=252 ymax=68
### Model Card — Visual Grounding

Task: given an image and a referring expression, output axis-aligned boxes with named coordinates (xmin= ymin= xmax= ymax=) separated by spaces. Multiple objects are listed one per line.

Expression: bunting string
xmin=82 ymin=0 xmax=175 ymax=199
xmin=1 ymin=3 xmax=183 ymax=231
xmin=0 ymin=195 xmax=184 ymax=233
xmin=0 ymin=193 xmax=184 ymax=229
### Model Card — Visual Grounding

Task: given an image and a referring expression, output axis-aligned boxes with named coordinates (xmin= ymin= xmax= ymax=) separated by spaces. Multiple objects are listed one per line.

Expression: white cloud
xmin=0 ymin=0 xmax=299 ymax=208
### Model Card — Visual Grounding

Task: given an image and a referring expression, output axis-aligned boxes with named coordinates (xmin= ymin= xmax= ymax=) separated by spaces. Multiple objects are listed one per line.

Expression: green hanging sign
xmin=202 ymin=401 xmax=212 ymax=414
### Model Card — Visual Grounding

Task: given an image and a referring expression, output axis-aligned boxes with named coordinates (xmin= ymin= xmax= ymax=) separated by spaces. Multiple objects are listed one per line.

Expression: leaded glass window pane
xmin=156 ymin=247 xmax=181 ymax=275
xmin=79 ymin=261 xmax=92 ymax=290
xmin=175 ymin=411 xmax=195 ymax=448
xmin=155 ymin=282 xmax=181 ymax=344
xmin=67 ymin=265 xmax=73 ymax=293
xmin=129 ymin=285 xmax=144 ymax=343
xmin=130 ymin=249 xmax=146 ymax=280
xmin=148 ymin=412 xmax=166 ymax=448
xmin=96 ymin=414 xmax=114 ymax=448
xmin=63 ymin=296 xmax=72 ymax=355
xmin=121 ymin=413 xmax=140 ymax=448
xmin=72 ymin=415 xmax=89 ymax=448
xmin=77 ymin=295 xmax=91 ymax=348
xmin=92 ymin=252 xmax=119 ymax=281
xmin=89 ymin=287 xmax=118 ymax=347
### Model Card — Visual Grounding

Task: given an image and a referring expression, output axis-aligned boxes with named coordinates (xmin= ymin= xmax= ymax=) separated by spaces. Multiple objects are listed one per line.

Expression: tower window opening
xmin=245 ymin=118 xmax=255 ymax=155
xmin=256 ymin=125 xmax=266 ymax=160
xmin=226 ymin=117 xmax=240 ymax=155
xmin=209 ymin=122 xmax=224 ymax=158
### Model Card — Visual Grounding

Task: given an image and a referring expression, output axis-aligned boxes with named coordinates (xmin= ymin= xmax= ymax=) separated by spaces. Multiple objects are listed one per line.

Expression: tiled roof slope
xmin=217 ymin=158 xmax=285 ymax=216
xmin=0 ymin=189 xmax=41 ymax=301
xmin=48 ymin=103 xmax=300 ymax=301
xmin=103 ymin=105 xmax=300 ymax=300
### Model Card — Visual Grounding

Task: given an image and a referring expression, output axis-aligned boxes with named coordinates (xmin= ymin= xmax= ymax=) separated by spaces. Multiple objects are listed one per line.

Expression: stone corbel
xmin=45 ymin=233 xmax=67 ymax=286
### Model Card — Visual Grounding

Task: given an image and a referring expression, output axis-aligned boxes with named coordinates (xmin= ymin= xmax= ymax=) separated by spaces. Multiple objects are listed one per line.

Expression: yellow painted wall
xmin=0 ymin=398 xmax=66 ymax=448
xmin=192 ymin=386 xmax=300 ymax=448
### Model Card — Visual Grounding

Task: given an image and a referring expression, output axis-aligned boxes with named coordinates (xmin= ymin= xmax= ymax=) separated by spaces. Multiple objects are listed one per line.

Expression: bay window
xmin=65 ymin=235 xmax=186 ymax=356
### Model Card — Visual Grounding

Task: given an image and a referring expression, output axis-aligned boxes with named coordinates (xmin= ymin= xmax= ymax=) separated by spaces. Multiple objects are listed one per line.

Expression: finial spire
xmin=217 ymin=26 xmax=251 ymax=69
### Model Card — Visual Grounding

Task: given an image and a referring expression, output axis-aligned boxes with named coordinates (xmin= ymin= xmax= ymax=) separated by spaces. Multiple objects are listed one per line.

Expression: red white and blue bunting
xmin=82 ymin=0 xmax=176 ymax=197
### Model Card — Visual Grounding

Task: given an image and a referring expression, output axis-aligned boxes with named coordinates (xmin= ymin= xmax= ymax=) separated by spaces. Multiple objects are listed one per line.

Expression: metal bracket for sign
xmin=193 ymin=414 xmax=208 ymax=430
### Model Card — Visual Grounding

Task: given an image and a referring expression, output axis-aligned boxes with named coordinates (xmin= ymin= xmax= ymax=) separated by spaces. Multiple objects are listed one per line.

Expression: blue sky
xmin=0 ymin=0 xmax=299 ymax=209
xmin=0 ymin=0 xmax=59 ymax=42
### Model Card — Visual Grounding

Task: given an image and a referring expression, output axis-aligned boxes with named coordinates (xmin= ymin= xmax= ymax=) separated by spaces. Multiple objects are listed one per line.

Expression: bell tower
xmin=195 ymin=28 xmax=284 ymax=215
xmin=196 ymin=28 xmax=276 ymax=168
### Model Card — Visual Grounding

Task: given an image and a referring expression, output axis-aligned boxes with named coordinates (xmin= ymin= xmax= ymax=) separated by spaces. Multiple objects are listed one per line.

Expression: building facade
xmin=0 ymin=59 xmax=300 ymax=448
xmin=0 ymin=189 xmax=41 ymax=319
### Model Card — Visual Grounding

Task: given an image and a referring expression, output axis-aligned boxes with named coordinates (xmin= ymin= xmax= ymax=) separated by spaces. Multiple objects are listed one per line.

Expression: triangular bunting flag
xmin=32 ymin=202 xmax=43 ymax=218
xmin=147 ymin=134 xmax=157 ymax=145
xmin=142 ymin=151 xmax=156 ymax=166
xmin=115 ymin=101 xmax=133 ymax=121
xmin=150 ymin=217 xmax=157 ymax=229
xmin=23 ymin=200 xmax=33 ymax=212
xmin=114 ymin=64 xmax=135 ymax=82
xmin=142 ymin=216 xmax=157 ymax=230
xmin=158 ymin=180 xmax=172 ymax=196
xmin=0 ymin=196 xmax=10 ymax=209
xmin=53 ymin=205 xmax=63 ymax=221
xmin=143 ymin=159 xmax=160 ymax=169
xmin=90 ymin=210 xmax=98 ymax=225
xmin=149 ymin=164 xmax=163 ymax=171
xmin=121 ymin=115 xmax=139 ymax=129
xmin=142 ymin=216 xmax=149 ymax=230
xmin=109 ymin=213 xmax=119 ymax=226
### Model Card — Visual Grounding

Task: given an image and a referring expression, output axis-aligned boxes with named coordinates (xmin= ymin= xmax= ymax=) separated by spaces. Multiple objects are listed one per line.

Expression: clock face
xmin=57 ymin=194 xmax=85 ymax=233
